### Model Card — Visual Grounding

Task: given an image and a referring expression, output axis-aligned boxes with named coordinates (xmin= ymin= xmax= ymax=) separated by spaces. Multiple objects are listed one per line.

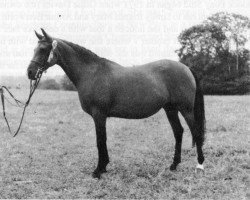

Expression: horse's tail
xmin=190 ymin=69 xmax=206 ymax=147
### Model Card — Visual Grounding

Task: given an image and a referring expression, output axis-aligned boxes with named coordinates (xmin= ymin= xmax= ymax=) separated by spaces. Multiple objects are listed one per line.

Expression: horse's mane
xmin=61 ymin=39 xmax=101 ymax=64
xmin=60 ymin=39 xmax=121 ymax=66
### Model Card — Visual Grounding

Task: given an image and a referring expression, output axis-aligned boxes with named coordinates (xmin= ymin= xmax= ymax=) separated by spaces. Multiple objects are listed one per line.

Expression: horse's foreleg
xmin=92 ymin=109 xmax=109 ymax=179
xmin=165 ymin=108 xmax=184 ymax=170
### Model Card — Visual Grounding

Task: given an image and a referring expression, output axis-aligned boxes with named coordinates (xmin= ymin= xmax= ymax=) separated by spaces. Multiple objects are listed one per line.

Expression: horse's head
xmin=27 ymin=29 xmax=58 ymax=80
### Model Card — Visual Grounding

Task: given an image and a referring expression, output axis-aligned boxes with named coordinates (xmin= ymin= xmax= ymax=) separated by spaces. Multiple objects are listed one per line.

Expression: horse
xmin=27 ymin=29 xmax=206 ymax=179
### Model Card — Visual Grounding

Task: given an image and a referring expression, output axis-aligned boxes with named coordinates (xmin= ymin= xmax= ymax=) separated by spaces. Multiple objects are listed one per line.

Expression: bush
xmin=60 ymin=75 xmax=76 ymax=91
xmin=202 ymin=75 xmax=250 ymax=95
xmin=38 ymin=79 xmax=60 ymax=90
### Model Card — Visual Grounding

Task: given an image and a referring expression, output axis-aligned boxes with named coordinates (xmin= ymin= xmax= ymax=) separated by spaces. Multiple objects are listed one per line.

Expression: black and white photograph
xmin=0 ymin=0 xmax=249 ymax=199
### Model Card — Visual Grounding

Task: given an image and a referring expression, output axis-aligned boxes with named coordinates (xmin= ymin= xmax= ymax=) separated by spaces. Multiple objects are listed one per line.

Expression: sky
xmin=0 ymin=0 xmax=250 ymax=77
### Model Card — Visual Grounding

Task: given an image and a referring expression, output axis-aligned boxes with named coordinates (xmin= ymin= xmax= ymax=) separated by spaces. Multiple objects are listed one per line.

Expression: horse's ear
xmin=34 ymin=30 xmax=43 ymax=40
xmin=41 ymin=28 xmax=52 ymax=42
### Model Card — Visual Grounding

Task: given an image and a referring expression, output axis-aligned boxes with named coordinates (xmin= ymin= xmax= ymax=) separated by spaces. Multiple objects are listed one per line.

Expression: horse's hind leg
xmin=180 ymin=110 xmax=205 ymax=170
xmin=164 ymin=106 xmax=184 ymax=170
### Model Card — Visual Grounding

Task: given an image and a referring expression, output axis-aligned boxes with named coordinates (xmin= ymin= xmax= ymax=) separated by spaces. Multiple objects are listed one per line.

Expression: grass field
xmin=0 ymin=89 xmax=249 ymax=199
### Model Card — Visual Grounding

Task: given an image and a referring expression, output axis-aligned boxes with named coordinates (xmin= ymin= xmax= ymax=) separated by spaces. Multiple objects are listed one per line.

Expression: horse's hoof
xmin=92 ymin=171 xmax=101 ymax=179
xmin=170 ymin=160 xmax=181 ymax=171
xmin=170 ymin=164 xmax=177 ymax=171
xmin=92 ymin=168 xmax=107 ymax=179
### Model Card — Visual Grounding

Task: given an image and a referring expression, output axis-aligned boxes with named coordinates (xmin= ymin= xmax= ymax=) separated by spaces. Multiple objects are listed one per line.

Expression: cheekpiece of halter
xmin=47 ymin=40 xmax=57 ymax=63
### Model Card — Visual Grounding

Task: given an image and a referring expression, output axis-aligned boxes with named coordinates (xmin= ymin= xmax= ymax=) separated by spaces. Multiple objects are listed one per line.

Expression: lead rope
xmin=0 ymin=73 xmax=42 ymax=137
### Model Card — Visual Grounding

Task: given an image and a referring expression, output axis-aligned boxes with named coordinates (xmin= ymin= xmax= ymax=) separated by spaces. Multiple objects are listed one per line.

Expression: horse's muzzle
xmin=27 ymin=69 xmax=37 ymax=80
xmin=27 ymin=64 xmax=38 ymax=80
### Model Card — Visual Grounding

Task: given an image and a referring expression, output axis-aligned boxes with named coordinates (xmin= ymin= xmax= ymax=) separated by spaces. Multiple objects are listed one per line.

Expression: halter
xmin=30 ymin=39 xmax=57 ymax=79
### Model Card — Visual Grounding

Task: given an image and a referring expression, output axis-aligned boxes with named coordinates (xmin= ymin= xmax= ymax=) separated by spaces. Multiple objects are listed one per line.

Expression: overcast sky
xmin=0 ymin=0 xmax=250 ymax=77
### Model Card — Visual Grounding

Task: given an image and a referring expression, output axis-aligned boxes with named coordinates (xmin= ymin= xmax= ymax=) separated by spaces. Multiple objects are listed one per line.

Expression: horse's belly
xmin=109 ymin=107 xmax=161 ymax=119
xmin=108 ymin=70 xmax=170 ymax=118
xmin=109 ymin=98 xmax=165 ymax=119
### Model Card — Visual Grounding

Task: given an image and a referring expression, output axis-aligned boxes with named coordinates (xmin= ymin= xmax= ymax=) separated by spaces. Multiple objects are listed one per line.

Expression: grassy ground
xmin=0 ymin=89 xmax=249 ymax=199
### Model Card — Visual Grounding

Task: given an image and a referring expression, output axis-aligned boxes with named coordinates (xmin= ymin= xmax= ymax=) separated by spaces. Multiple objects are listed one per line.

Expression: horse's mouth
xmin=27 ymin=72 xmax=36 ymax=80
xmin=27 ymin=67 xmax=38 ymax=80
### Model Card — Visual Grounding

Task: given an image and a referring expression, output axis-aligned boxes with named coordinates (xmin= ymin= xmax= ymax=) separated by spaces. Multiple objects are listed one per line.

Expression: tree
xmin=176 ymin=23 xmax=227 ymax=77
xmin=204 ymin=12 xmax=250 ymax=73
xmin=177 ymin=12 xmax=250 ymax=78
xmin=176 ymin=12 xmax=250 ymax=94
xmin=177 ymin=24 xmax=226 ymax=59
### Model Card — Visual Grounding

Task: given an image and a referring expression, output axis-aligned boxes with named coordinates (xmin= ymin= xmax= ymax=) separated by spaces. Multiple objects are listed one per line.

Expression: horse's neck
xmin=56 ymin=41 xmax=101 ymax=88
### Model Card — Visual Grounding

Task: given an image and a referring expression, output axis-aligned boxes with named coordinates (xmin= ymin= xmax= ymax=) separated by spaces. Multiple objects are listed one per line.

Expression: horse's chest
xmin=78 ymin=90 xmax=94 ymax=114
xmin=78 ymin=86 xmax=111 ymax=115
xmin=79 ymin=98 xmax=91 ymax=113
